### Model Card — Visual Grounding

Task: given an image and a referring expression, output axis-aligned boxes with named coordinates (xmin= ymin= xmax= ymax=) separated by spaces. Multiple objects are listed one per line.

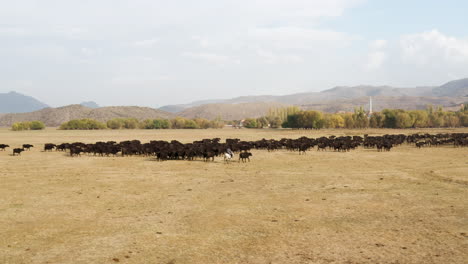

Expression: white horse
xmin=224 ymin=153 xmax=234 ymax=163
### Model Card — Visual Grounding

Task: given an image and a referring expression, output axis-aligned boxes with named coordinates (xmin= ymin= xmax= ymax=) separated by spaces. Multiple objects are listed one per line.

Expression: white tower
xmin=369 ymin=96 xmax=373 ymax=115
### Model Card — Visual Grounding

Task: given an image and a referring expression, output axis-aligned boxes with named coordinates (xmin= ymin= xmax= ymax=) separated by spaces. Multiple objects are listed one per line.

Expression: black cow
xmin=23 ymin=144 xmax=34 ymax=150
xmin=13 ymin=148 xmax=24 ymax=156
xmin=44 ymin=143 xmax=56 ymax=151
xmin=70 ymin=147 xmax=83 ymax=157
xmin=0 ymin=144 xmax=9 ymax=151
xmin=239 ymin=152 xmax=252 ymax=163
xmin=203 ymin=151 xmax=215 ymax=162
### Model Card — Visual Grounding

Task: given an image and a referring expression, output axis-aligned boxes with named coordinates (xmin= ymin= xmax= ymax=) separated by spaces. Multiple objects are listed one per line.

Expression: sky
xmin=1 ymin=0 xmax=467 ymax=107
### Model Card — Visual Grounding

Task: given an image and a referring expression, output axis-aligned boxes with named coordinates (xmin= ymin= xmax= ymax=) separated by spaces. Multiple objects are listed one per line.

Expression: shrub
xmin=59 ymin=119 xmax=107 ymax=130
xmin=30 ymin=121 xmax=46 ymax=130
xmin=107 ymin=119 xmax=123 ymax=129
xmin=12 ymin=122 xmax=30 ymax=131
xmin=11 ymin=121 xmax=45 ymax=131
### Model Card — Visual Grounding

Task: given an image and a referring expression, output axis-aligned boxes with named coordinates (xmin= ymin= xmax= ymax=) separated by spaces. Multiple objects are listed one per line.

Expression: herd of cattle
xmin=0 ymin=133 xmax=467 ymax=161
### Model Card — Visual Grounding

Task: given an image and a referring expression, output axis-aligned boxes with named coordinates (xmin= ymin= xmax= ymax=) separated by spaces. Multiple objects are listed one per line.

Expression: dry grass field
xmin=1 ymin=128 xmax=467 ymax=264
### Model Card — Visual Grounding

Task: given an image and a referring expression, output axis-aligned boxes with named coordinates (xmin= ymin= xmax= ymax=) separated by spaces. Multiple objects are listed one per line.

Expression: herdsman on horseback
xmin=224 ymin=147 xmax=234 ymax=162
xmin=226 ymin=148 xmax=234 ymax=158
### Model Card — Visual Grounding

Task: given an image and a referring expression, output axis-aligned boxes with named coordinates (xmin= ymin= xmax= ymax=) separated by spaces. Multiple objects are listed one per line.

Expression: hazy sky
xmin=1 ymin=0 xmax=467 ymax=107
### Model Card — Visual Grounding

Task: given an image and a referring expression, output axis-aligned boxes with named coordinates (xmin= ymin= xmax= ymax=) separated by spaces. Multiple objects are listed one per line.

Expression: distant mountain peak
xmin=80 ymin=101 xmax=100 ymax=108
xmin=0 ymin=91 xmax=49 ymax=113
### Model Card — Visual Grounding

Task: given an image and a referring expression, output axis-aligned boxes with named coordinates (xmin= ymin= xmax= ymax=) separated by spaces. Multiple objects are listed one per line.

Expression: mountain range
xmin=159 ymin=78 xmax=468 ymax=112
xmin=0 ymin=78 xmax=467 ymax=126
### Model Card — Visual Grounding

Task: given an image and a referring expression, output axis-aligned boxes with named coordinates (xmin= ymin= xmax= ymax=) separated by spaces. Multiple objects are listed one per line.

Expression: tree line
xmin=58 ymin=117 xmax=225 ymax=130
xmin=9 ymin=105 xmax=468 ymax=131
xmin=247 ymin=105 xmax=468 ymax=129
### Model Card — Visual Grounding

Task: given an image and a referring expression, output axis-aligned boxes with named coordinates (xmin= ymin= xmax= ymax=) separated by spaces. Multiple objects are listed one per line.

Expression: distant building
xmin=367 ymin=96 xmax=373 ymax=118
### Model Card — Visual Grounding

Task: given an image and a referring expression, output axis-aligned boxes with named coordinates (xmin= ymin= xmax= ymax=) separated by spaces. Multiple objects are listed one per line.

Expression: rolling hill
xmin=0 ymin=105 xmax=174 ymax=127
xmin=432 ymin=78 xmax=468 ymax=97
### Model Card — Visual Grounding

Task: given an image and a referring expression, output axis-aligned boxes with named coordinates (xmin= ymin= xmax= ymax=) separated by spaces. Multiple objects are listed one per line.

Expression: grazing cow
xmin=13 ymin=148 xmax=24 ymax=156
xmin=239 ymin=152 xmax=252 ymax=163
xmin=23 ymin=144 xmax=34 ymax=150
xmin=0 ymin=144 xmax=9 ymax=151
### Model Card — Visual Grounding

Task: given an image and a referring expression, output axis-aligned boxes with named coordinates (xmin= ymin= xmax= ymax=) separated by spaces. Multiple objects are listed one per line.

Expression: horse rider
xmin=226 ymin=148 xmax=234 ymax=158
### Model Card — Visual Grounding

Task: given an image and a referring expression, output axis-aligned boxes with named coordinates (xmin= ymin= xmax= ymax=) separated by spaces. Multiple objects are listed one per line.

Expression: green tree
xmin=343 ymin=113 xmax=355 ymax=129
xmin=256 ymin=117 xmax=269 ymax=128
xmin=327 ymin=114 xmax=345 ymax=128
xmin=184 ymin=119 xmax=199 ymax=129
xmin=395 ymin=112 xmax=413 ymax=128
xmin=458 ymin=112 xmax=468 ymax=127
xmin=123 ymin=118 xmax=139 ymax=129
xmin=409 ymin=110 xmax=429 ymax=128
xmin=243 ymin=118 xmax=258 ymax=128
xmin=428 ymin=106 xmax=445 ymax=127
xmin=382 ymin=109 xmax=397 ymax=128
xmin=209 ymin=117 xmax=225 ymax=128
xmin=369 ymin=112 xmax=385 ymax=128
xmin=160 ymin=119 xmax=172 ymax=129
xmin=269 ymin=116 xmax=283 ymax=128
xmin=282 ymin=114 xmax=299 ymax=128
xmin=352 ymin=107 xmax=369 ymax=128
xmin=171 ymin=117 xmax=186 ymax=129
xmin=444 ymin=113 xmax=460 ymax=127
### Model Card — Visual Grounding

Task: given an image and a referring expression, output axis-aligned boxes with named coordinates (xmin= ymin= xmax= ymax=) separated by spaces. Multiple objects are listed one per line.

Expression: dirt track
xmin=1 ymin=128 xmax=467 ymax=264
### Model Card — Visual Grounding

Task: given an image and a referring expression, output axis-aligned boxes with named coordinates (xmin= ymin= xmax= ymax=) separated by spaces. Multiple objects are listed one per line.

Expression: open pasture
xmin=1 ymin=128 xmax=467 ymax=264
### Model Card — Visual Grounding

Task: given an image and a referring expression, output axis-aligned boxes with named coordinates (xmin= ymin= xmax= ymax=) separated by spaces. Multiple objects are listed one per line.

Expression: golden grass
xmin=0 ymin=128 xmax=467 ymax=264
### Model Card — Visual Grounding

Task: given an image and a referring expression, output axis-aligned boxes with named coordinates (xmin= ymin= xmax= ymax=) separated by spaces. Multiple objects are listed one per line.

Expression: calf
xmin=13 ymin=148 xmax=24 ymax=156
xmin=0 ymin=144 xmax=9 ymax=151
xmin=239 ymin=152 xmax=252 ymax=163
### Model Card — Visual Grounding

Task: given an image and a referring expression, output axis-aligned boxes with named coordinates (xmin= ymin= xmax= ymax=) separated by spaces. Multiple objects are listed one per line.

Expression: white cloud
xmin=248 ymin=27 xmax=352 ymax=50
xmin=181 ymin=52 xmax=236 ymax=64
xmin=0 ymin=0 xmax=363 ymax=31
xmin=12 ymin=1 xmax=468 ymax=107
xmin=364 ymin=39 xmax=387 ymax=71
xmin=257 ymin=49 xmax=304 ymax=64
xmin=370 ymin=39 xmax=387 ymax=49
xmin=0 ymin=26 xmax=28 ymax=36
xmin=365 ymin=51 xmax=386 ymax=70
xmin=133 ymin=38 xmax=159 ymax=47
xmin=400 ymin=29 xmax=468 ymax=65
